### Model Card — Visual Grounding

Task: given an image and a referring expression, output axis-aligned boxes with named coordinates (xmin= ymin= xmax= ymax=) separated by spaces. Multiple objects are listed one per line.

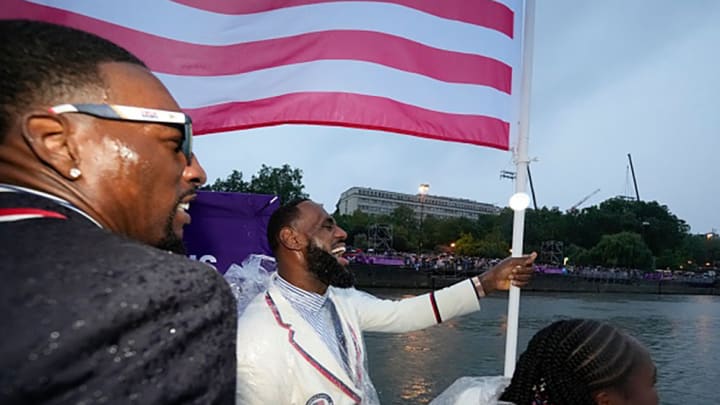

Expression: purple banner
xmin=183 ymin=191 xmax=279 ymax=274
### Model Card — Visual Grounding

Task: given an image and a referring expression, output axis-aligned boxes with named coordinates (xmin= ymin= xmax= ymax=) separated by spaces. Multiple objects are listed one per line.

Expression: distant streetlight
xmin=418 ymin=183 xmax=430 ymax=254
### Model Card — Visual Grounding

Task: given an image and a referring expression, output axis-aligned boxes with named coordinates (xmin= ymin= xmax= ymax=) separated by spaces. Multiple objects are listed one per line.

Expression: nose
xmin=335 ymin=224 xmax=348 ymax=241
xmin=183 ymin=153 xmax=207 ymax=188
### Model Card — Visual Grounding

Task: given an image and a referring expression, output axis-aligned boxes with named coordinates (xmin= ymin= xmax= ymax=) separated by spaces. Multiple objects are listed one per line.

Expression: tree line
xmin=202 ymin=164 xmax=309 ymax=202
xmin=206 ymin=166 xmax=719 ymax=272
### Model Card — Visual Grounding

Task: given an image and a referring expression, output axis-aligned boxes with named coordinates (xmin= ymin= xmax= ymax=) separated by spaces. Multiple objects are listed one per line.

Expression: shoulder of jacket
xmin=237 ymin=294 xmax=277 ymax=330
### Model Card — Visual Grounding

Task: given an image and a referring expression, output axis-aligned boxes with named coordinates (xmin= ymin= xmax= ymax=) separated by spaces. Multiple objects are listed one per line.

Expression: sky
xmin=193 ymin=0 xmax=720 ymax=234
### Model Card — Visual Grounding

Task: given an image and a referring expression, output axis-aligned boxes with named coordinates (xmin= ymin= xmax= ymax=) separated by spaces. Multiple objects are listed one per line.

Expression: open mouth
xmin=175 ymin=194 xmax=196 ymax=225
xmin=330 ymin=245 xmax=350 ymax=266
xmin=177 ymin=193 xmax=197 ymax=214
xmin=331 ymin=246 xmax=349 ymax=265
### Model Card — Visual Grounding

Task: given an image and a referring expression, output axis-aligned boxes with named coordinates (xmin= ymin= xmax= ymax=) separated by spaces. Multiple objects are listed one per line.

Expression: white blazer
xmin=236 ymin=274 xmax=481 ymax=405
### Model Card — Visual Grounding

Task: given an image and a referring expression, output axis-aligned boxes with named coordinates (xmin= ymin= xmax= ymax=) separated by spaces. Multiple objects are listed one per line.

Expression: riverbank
xmin=352 ymin=264 xmax=720 ymax=295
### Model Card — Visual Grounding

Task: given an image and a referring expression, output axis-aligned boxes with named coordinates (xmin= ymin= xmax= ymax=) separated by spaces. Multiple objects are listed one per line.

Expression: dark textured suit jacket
xmin=0 ymin=190 xmax=237 ymax=404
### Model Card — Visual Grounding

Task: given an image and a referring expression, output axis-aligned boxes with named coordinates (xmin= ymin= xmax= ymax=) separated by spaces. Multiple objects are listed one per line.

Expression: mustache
xmin=175 ymin=189 xmax=198 ymax=205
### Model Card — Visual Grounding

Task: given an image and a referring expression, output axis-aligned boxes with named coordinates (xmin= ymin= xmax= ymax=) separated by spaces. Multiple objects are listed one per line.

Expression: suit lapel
xmin=266 ymin=281 xmax=361 ymax=402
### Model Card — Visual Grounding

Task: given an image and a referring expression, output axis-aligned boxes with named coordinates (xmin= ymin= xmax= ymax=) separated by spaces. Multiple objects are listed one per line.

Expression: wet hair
xmin=500 ymin=319 xmax=649 ymax=405
xmin=0 ymin=19 xmax=146 ymax=142
xmin=267 ymin=198 xmax=310 ymax=254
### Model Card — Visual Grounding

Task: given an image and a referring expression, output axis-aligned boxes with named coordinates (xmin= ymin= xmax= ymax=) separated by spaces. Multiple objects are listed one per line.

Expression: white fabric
xmin=429 ymin=376 xmax=513 ymax=405
xmin=158 ymin=62 xmax=512 ymax=115
xmin=27 ymin=0 xmax=519 ymax=64
xmin=236 ymin=274 xmax=481 ymax=404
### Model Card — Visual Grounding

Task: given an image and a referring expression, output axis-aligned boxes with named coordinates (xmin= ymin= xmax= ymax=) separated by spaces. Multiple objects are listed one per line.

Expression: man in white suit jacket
xmin=236 ymin=199 xmax=536 ymax=405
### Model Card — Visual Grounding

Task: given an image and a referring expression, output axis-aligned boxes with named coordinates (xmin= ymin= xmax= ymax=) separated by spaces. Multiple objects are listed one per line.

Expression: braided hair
xmin=500 ymin=319 xmax=649 ymax=405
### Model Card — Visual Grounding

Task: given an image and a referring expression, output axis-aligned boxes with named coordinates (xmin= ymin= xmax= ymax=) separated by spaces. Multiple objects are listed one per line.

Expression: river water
xmin=363 ymin=290 xmax=720 ymax=405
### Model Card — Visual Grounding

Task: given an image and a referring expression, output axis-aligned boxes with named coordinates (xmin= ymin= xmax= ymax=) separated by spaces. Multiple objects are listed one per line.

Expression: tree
xmin=430 ymin=217 xmax=476 ymax=250
xmin=334 ymin=210 xmax=372 ymax=247
xmin=387 ymin=205 xmax=418 ymax=252
xmin=455 ymin=233 xmax=481 ymax=256
xmin=566 ymin=198 xmax=688 ymax=255
xmin=476 ymin=230 xmax=511 ymax=258
xmin=248 ymin=164 xmax=309 ymax=204
xmin=565 ymin=244 xmax=591 ymax=266
xmin=203 ymin=164 xmax=309 ymax=204
xmin=589 ymin=231 xmax=654 ymax=270
xmin=523 ymin=207 xmax=569 ymax=253
xmin=203 ymin=169 xmax=248 ymax=192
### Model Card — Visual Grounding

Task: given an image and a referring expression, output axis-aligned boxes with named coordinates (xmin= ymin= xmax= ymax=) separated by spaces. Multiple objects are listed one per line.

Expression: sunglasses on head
xmin=49 ymin=103 xmax=193 ymax=165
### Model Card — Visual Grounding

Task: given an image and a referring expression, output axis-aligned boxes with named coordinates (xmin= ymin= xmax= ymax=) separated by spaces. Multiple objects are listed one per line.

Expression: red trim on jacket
xmin=0 ymin=208 xmax=67 ymax=222
xmin=429 ymin=292 xmax=442 ymax=324
xmin=265 ymin=293 xmax=362 ymax=404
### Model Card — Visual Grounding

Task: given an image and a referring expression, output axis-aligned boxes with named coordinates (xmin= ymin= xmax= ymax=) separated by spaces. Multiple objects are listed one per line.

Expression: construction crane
xmin=568 ymin=188 xmax=601 ymax=212
xmin=627 ymin=153 xmax=640 ymax=201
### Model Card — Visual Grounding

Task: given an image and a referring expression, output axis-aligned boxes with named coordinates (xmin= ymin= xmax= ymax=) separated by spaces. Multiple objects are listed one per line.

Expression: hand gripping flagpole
xmin=504 ymin=0 xmax=536 ymax=378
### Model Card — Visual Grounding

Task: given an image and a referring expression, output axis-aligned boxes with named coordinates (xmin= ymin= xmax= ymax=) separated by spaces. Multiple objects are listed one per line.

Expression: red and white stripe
xmin=0 ymin=208 xmax=67 ymax=223
xmin=2 ymin=0 xmax=524 ymax=149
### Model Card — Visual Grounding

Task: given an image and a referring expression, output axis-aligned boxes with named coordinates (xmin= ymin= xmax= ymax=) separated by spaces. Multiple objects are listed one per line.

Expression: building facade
xmin=336 ymin=186 xmax=501 ymax=220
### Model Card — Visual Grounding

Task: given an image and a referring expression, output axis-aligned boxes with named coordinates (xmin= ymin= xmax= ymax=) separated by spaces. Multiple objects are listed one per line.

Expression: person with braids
xmin=0 ymin=20 xmax=236 ymax=403
xmin=500 ymin=319 xmax=658 ymax=405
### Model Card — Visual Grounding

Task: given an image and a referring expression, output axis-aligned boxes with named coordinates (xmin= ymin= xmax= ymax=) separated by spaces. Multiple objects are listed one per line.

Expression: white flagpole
xmin=504 ymin=0 xmax=536 ymax=378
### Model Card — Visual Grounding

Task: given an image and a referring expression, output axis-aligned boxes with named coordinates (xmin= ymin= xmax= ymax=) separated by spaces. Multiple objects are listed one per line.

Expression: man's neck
xmin=277 ymin=265 xmax=328 ymax=295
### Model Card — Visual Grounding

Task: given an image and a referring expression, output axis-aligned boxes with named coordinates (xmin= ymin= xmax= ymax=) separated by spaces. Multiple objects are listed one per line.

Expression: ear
xmin=21 ymin=111 xmax=81 ymax=181
xmin=593 ymin=390 xmax=614 ymax=405
xmin=279 ymin=227 xmax=305 ymax=251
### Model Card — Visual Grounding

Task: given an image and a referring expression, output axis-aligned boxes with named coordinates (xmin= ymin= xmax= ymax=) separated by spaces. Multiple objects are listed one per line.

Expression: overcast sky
xmin=193 ymin=0 xmax=720 ymax=234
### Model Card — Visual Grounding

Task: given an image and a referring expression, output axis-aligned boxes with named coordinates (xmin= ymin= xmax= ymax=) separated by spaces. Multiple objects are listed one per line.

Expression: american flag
xmin=2 ymin=0 xmax=525 ymax=150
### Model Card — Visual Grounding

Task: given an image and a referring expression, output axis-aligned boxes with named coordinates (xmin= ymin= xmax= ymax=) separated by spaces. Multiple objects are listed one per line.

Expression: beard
xmin=306 ymin=242 xmax=355 ymax=288
xmin=154 ymin=207 xmax=187 ymax=255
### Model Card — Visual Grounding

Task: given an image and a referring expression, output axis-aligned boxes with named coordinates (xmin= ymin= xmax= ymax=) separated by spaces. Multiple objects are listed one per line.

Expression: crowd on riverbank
xmin=346 ymin=249 xmax=719 ymax=283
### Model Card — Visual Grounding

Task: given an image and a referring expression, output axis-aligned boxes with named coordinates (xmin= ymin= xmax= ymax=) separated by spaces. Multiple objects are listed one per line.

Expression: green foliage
xmin=453 ymin=230 xmax=509 ymax=258
xmin=565 ymin=198 xmax=688 ymax=255
xmin=335 ymin=210 xmax=372 ymax=247
xmin=524 ymin=207 xmax=568 ymax=253
xmin=454 ymin=233 xmax=480 ymax=256
xmin=390 ymin=207 xmax=418 ymax=252
xmin=248 ymin=164 xmax=309 ymax=204
xmin=681 ymin=234 xmax=720 ymax=270
xmin=589 ymin=231 xmax=654 ymax=270
xmin=353 ymin=233 xmax=368 ymax=250
xmin=655 ymin=249 xmax=683 ymax=269
xmin=204 ymin=169 xmax=248 ymax=192
xmin=476 ymin=230 xmax=511 ymax=258
xmin=203 ymin=164 xmax=309 ymax=204
xmin=565 ymin=244 xmax=591 ymax=266
xmin=426 ymin=216 xmax=477 ymax=249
